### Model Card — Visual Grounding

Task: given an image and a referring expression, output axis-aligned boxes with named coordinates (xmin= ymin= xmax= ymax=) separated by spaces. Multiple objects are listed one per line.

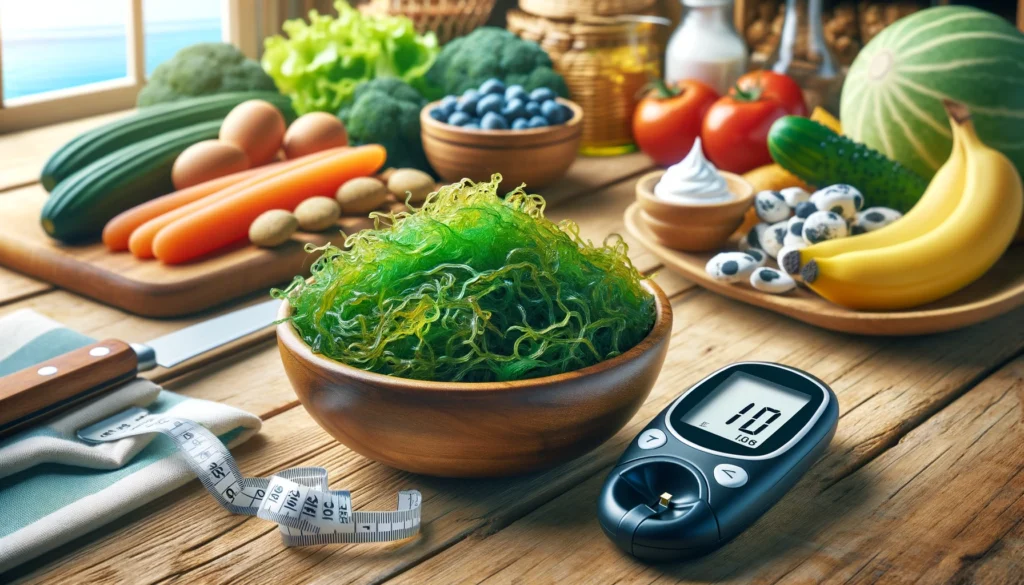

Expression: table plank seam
xmin=820 ymin=346 xmax=1024 ymax=493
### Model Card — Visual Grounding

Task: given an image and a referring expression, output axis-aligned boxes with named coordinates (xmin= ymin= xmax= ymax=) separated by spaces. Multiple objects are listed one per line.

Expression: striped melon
xmin=841 ymin=6 xmax=1024 ymax=179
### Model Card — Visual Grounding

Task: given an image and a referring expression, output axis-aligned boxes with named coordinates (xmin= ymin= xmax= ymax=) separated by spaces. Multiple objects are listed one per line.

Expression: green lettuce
xmin=262 ymin=1 xmax=438 ymax=114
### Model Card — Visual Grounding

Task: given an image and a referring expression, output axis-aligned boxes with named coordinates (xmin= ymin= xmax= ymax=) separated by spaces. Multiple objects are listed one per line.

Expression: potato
xmin=336 ymin=177 xmax=389 ymax=215
xmin=249 ymin=209 xmax=298 ymax=248
xmin=387 ymin=169 xmax=434 ymax=204
xmin=295 ymin=196 xmax=341 ymax=231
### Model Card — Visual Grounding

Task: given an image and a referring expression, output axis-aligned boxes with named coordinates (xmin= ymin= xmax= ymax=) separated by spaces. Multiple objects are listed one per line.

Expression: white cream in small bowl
xmin=653 ymin=138 xmax=734 ymax=205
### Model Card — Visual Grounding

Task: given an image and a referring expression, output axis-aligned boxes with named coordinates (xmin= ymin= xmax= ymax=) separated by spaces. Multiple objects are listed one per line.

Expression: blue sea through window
xmin=0 ymin=0 xmax=221 ymax=101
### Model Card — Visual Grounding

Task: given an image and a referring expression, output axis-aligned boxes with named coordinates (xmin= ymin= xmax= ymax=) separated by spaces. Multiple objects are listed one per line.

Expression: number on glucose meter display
xmin=681 ymin=372 xmax=811 ymax=448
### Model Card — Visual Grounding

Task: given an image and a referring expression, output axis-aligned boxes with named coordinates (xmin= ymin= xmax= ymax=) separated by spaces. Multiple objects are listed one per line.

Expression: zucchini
xmin=767 ymin=116 xmax=928 ymax=213
xmin=41 ymin=92 xmax=295 ymax=191
xmin=41 ymin=120 xmax=222 ymax=243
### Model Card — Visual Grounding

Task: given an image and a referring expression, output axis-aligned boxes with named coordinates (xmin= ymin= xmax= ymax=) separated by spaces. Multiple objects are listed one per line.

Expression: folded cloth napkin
xmin=0 ymin=309 xmax=261 ymax=574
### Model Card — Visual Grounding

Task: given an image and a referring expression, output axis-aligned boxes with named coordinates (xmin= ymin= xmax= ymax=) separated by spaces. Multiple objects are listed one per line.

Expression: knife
xmin=0 ymin=299 xmax=281 ymax=438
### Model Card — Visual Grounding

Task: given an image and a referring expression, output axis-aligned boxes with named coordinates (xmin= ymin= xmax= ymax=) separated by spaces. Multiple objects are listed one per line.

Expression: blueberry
xmin=505 ymin=84 xmax=528 ymax=102
xmin=447 ymin=111 xmax=472 ymax=126
xmin=502 ymin=98 xmax=527 ymax=120
xmin=438 ymin=95 xmax=458 ymax=117
xmin=511 ymin=118 xmax=530 ymax=130
xmin=795 ymin=201 xmax=817 ymax=219
xmin=479 ymin=78 xmax=506 ymax=95
xmin=529 ymin=87 xmax=556 ymax=102
xmin=480 ymin=112 xmax=509 ymax=130
xmin=540 ymin=100 xmax=565 ymax=124
xmin=429 ymin=107 xmax=446 ymax=121
xmin=456 ymin=94 xmax=479 ymax=114
xmin=464 ymin=123 xmax=481 ymax=130
xmin=559 ymin=104 xmax=574 ymax=123
xmin=525 ymin=101 xmax=542 ymax=117
xmin=462 ymin=89 xmax=480 ymax=100
xmin=476 ymin=94 xmax=503 ymax=117
xmin=527 ymin=115 xmax=549 ymax=128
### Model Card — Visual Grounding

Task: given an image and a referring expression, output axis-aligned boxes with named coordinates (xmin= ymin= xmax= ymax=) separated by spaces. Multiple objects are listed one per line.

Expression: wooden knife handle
xmin=0 ymin=339 xmax=138 ymax=435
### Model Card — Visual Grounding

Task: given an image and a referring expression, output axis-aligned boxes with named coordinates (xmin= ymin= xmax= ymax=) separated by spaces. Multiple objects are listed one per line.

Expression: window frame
xmin=0 ymin=0 xmax=253 ymax=133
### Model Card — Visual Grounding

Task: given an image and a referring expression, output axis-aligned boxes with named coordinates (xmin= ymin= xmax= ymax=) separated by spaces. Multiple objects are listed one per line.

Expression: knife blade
xmin=0 ymin=299 xmax=282 ymax=437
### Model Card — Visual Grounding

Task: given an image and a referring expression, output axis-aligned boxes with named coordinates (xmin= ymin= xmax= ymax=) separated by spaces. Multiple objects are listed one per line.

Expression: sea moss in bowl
xmin=274 ymin=174 xmax=655 ymax=383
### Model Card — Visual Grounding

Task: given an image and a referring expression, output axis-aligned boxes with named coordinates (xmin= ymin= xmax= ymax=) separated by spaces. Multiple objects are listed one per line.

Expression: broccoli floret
xmin=425 ymin=28 xmax=568 ymax=99
xmin=137 ymin=43 xmax=278 ymax=107
xmin=338 ymin=78 xmax=433 ymax=174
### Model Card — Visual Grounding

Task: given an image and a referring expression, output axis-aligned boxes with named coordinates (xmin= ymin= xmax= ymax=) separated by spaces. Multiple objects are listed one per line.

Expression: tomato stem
xmin=640 ymin=78 xmax=681 ymax=100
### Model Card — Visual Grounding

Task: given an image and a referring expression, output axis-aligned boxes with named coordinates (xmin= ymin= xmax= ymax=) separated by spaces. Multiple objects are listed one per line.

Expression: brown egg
xmin=172 ymin=139 xmax=250 ymax=190
xmin=219 ymin=100 xmax=286 ymax=166
xmin=283 ymin=112 xmax=348 ymax=160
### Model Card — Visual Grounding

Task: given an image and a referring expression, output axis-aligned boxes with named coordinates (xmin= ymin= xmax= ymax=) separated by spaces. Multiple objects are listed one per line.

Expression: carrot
xmin=152 ymin=144 xmax=386 ymax=264
xmin=102 ymin=162 xmax=284 ymax=251
xmin=128 ymin=149 xmax=342 ymax=259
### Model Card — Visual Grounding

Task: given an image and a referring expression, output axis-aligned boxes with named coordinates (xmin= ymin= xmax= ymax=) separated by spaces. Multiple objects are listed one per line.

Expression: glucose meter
xmin=597 ymin=362 xmax=838 ymax=561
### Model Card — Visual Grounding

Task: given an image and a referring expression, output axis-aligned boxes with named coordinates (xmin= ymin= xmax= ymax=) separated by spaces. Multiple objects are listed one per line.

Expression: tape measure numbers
xmin=77 ymin=407 xmax=422 ymax=546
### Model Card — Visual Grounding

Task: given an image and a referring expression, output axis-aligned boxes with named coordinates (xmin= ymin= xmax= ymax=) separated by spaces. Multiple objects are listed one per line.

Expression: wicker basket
xmin=519 ymin=0 xmax=657 ymax=21
xmin=508 ymin=10 xmax=664 ymax=153
xmin=361 ymin=0 xmax=496 ymax=44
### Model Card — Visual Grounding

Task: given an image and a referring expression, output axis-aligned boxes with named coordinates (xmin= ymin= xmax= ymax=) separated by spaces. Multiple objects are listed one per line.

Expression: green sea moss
xmin=274 ymin=175 xmax=655 ymax=382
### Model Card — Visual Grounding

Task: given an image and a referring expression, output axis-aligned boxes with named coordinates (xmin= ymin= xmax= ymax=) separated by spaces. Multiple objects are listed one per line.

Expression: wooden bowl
xmin=276 ymin=279 xmax=672 ymax=478
xmin=420 ymin=98 xmax=583 ymax=189
xmin=634 ymin=170 xmax=755 ymax=252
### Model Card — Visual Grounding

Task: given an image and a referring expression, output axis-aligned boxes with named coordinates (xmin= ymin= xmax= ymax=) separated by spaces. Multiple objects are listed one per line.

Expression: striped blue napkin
xmin=0 ymin=309 xmax=261 ymax=574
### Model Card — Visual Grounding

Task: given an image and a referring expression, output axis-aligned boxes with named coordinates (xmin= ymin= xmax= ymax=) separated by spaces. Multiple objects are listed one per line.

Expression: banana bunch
xmin=779 ymin=102 xmax=1023 ymax=311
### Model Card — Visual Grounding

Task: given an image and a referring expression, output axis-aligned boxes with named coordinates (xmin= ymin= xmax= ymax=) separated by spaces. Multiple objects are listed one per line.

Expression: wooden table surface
xmin=1 ymin=114 xmax=1022 ymax=585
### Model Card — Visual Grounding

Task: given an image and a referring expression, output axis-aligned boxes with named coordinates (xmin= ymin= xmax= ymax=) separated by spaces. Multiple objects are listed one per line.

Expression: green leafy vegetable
xmin=425 ymin=27 xmax=569 ymax=99
xmin=338 ymin=78 xmax=432 ymax=174
xmin=137 ymin=43 xmax=277 ymax=107
xmin=261 ymin=1 xmax=439 ymax=115
xmin=275 ymin=175 xmax=654 ymax=383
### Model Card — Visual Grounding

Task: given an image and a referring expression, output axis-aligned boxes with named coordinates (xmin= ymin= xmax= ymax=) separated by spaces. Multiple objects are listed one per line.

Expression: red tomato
xmin=633 ymin=80 xmax=720 ymax=167
xmin=701 ymin=71 xmax=807 ymax=173
xmin=737 ymin=71 xmax=808 ymax=116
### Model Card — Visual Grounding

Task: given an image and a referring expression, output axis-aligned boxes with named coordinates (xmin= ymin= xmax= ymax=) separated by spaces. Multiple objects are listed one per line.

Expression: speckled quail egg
xmin=705 ymin=252 xmax=763 ymax=283
xmin=810 ymin=184 xmax=863 ymax=220
xmin=802 ymin=210 xmax=849 ymax=243
xmin=754 ymin=190 xmax=792 ymax=223
xmin=750 ymin=267 xmax=797 ymax=293
xmin=760 ymin=220 xmax=790 ymax=258
xmin=777 ymin=243 xmax=807 ymax=276
xmin=780 ymin=187 xmax=810 ymax=208
xmin=784 ymin=216 xmax=806 ymax=247
xmin=794 ymin=200 xmax=817 ymax=219
xmin=743 ymin=248 xmax=768 ymax=267
xmin=742 ymin=222 xmax=770 ymax=251
xmin=853 ymin=207 xmax=903 ymax=233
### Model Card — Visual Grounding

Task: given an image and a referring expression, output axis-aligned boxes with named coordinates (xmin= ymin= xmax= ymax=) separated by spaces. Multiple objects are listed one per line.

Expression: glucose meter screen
xmin=682 ymin=372 xmax=811 ymax=449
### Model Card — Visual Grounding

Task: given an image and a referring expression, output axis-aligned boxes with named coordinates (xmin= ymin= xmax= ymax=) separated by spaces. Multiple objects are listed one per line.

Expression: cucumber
xmin=40 ymin=92 xmax=295 ymax=191
xmin=41 ymin=120 xmax=222 ymax=243
xmin=767 ymin=116 xmax=928 ymax=213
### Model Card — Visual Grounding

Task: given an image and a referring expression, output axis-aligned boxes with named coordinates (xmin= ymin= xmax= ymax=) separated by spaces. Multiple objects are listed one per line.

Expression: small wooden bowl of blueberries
xmin=421 ymin=78 xmax=583 ymax=189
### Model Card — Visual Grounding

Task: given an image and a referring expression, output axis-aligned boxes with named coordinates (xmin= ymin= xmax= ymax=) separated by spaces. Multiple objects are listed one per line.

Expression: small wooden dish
xmin=420 ymin=98 xmax=583 ymax=189
xmin=277 ymin=279 xmax=672 ymax=478
xmin=625 ymin=203 xmax=1024 ymax=336
xmin=634 ymin=170 xmax=755 ymax=251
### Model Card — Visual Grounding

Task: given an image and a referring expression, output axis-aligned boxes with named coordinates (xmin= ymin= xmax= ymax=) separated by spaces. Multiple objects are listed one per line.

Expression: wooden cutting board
xmin=0 ymin=184 xmax=383 ymax=317
xmin=624 ymin=202 xmax=1024 ymax=336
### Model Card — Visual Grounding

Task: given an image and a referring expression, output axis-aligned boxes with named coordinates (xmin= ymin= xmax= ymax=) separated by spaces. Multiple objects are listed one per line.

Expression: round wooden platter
xmin=624 ymin=202 xmax=1024 ymax=336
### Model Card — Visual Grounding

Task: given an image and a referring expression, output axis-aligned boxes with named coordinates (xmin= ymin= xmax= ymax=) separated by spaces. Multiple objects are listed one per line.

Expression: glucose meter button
xmin=714 ymin=464 xmax=747 ymax=488
xmin=637 ymin=429 xmax=667 ymax=450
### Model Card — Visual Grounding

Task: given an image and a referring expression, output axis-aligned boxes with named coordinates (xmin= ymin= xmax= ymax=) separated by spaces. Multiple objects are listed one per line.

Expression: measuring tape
xmin=77 ymin=407 xmax=422 ymax=546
